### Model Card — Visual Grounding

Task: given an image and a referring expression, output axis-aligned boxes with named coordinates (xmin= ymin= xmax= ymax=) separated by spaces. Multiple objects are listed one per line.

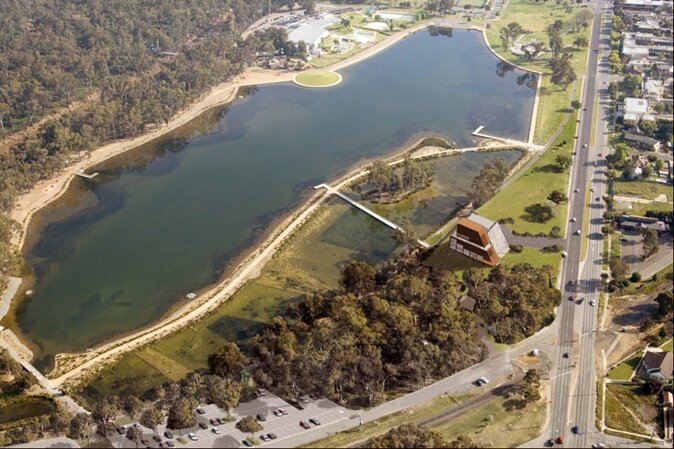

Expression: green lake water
xmin=17 ymin=28 xmax=536 ymax=370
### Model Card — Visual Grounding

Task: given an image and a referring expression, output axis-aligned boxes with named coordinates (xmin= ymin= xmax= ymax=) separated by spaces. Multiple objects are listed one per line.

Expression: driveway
xmin=622 ymin=231 xmax=673 ymax=279
xmin=501 ymin=225 xmax=565 ymax=249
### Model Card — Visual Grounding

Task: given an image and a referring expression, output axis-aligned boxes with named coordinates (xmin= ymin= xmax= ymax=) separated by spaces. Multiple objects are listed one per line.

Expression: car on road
xmin=574 ymin=229 xmax=581 ymax=235
xmin=545 ymin=438 xmax=555 ymax=447
xmin=574 ymin=188 xmax=580 ymax=193
xmin=562 ymin=251 xmax=568 ymax=258
xmin=590 ymin=299 xmax=596 ymax=306
xmin=309 ymin=418 xmax=322 ymax=426
xmin=576 ymin=297 xmax=584 ymax=304
xmin=212 ymin=427 xmax=221 ymax=434
xmin=198 ymin=422 xmax=208 ymax=429
xmin=583 ymin=143 xmax=588 ymax=148
xmin=571 ymin=425 xmax=580 ymax=434
xmin=591 ymin=443 xmax=606 ymax=448
xmin=571 ymin=217 xmax=577 ymax=222
xmin=598 ymin=152 xmax=603 ymax=157
xmin=557 ymin=436 xmax=564 ymax=444
xmin=196 ymin=407 xmax=205 ymax=415
xmin=188 ymin=432 xmax=198 ymax=441
xmin=563 ymin=352 xmax=570 ymax=358
xmin=299 ymin=420 xmax=311 ymax=429
xmin=590 ymin=186 xmax=596 ymax=192
xmin=596 ymin=196 xmax=601 ymax=201
xmin=256 ymin=414 xmax=267 ymax=422
xmin=568 ymin=295 xmax=575 ymax=301
xmin=267 ymin=433 xmax=278 ymax=440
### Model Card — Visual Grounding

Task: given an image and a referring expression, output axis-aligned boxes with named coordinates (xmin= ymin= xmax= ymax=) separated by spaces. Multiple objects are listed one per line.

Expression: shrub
xmin=549 ymin=226 xmax=562 ymax=238
xmin=630 ymin=272 xmax=641 ymax=282
xmin=510 ymin=244 xmax=523 ymax=253
xmin=541 ymin=244 xmax=563 ymax=253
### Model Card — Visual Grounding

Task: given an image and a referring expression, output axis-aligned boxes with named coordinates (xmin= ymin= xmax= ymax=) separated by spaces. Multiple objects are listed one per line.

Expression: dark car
xmin=242 ymin=440 xmax=253 ymax=447
xmin=141 ymin=437 xmax=152 ymax=446
xmin=164 ymin=430 xmax=174 ymax=439
xmin=256 ymin=414 xmax=267 ymax=422
xmin=563 ymin=352 xmax=570 ymax=358
xmin=199 ymin=422 xmax=208 ymax=429
xmin=267 ymin=433 xmax=278 ymax=440
xmin=571 ymin=425 xmax=580 ymax=434
xmin=557 ymin=436 xmax=564 ymax=444
xmin=300 ymin=420 xmax=311 ymax=429
xmin=309 ymin=418 xmax=322 ymax=426
xmin=576 ymin=297 xmax=584 ymax=305
xmin=196 ymin=407 xmax=206 ymax=415
xmin=165 ymin=442 xmax=175 ymax=448
xmin=568 ymin=295 xmax=575 ymax=301
xmin=116 ymin=426 xmax=126 ymax=435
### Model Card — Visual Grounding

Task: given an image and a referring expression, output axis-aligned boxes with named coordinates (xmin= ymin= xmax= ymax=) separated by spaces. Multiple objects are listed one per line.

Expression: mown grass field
xmin=485 ymin=0 xmax=592 ymax=144
xmin=478 ymin=111 xmax=577 ymax=235
xmin=294 ymin=70 xmax=341 ymax=87
xmin=608 ymin=351 xmax=643 ymax=381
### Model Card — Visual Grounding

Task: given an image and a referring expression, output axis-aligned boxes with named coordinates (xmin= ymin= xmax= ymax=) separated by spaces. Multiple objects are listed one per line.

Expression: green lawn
xmin=0 ymin=397 xmax=55 ymax=427
xmin=294 ymin=70 xmax=342 ymax=87
xmin=478 ymin=112 xmax=577 ymax=235
xmin=613 ymin=180 xmax=673 ymax=201
xmin=485 ymin=0 xmax=592 ymax=144
xmin=608 ymin=351 xmax=643 ymax=381
xmin=501 ymin=247 xmax=560 ymax=278
xmin=660 ymin=339 xmax=673 ymax=351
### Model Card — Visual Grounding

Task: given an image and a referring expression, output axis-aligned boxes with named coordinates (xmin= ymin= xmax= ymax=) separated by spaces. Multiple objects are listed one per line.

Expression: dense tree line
xmin=239 ymin=251 xmax=558 ymax=406
xmin=365 ymin=157 xmax=433 ymax=201
xmin=0 ymin=0 xmax=301 ymax=291
xmin=467 ymin=157 xmax=511 ymax=207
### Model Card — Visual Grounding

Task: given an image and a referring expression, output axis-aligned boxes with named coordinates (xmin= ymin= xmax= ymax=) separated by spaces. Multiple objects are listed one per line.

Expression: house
xmin=448 ymin=213 xmax=509 ymax=266
xmin=623 ymin=0 xmax=672 ymax=14
xmin=638 ymin=350 xmax=673 ymax=383
xmin=623 ymin=97 xmax=652 ymax=124
xmin=624 ymin=132 xmax=662 ymax=151
xmin=644 ymin=78 xmax=664 ymax=103
xmin=619 ymin=215 xmax=669 ymax=234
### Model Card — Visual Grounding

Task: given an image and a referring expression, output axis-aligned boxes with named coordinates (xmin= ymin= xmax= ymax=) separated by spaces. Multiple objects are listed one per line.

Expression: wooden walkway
xmin=314 ymin=183 xmax=430 ymax=248
xmin=74 ymin=171 xmax=98 ymax=179
xmin=472 ymin=126 xmax=543 ymax=151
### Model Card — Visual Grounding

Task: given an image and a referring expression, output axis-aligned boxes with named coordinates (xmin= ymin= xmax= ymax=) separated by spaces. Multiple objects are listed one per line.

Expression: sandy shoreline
xmin=7 ymin=18 xmax=543 ymax=385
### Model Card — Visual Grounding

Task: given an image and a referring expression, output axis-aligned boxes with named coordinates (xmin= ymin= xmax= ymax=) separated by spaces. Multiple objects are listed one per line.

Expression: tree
xmin=573 ymin=36 xmax=588 ymax=49
xmin=167 ymin=398 xmax=196 ymax=432
xmin=547 ymin=190 xmax=568 ymax=204
xmin=642 ymin=228 xmax=659 ymax=259
xmin=570 ymin=100 xmax=582 ymax=110
xmin=574 ymin=8 xmax=593 ymax=30
xmin=92 ymin=396 xmax=120 ymax=438
xmin=367 ymin=423 xmax=448 ymax=448
xmin=68 ymin=413 xmax=93 ymax=444
xmin=236 ymin=416 xmax=263 ymax=437
xmin=499 ymin=27 xmax=511 ymax=48
xmin=140 ymin=407 xmax=164 ymax=438
xmin=609 ymin=258 xmax=629 ymax=282
xmin=524 ymin=202 xmax=556 ymax=223
xmin=547 ymin=26 xmax=563 ymax=57
xmin=126 ymin=426 xmax=144 ymax=448
xmin=622 ymin=74 xmax=643 ymax=97
xmin=208 ymin=342 xmax=248 ymax=379
xmin=654 ymin=291 xmax=673 ymax=317
xmin=205 ymin=375 xmax=242 ymax=416
xmin=555 ymin=153 xmax=572 ymax=171
xmin=550 ymin=54 xmax=577 ymax=89
xmin=124 ymin=396 xmax=143 ymax=419
xmin=340 ymin=260 xmax=377 ymax=294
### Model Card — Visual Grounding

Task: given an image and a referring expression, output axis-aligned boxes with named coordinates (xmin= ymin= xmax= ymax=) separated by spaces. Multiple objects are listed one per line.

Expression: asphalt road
xmin=546 ymin=0 xmax=608 ymax=446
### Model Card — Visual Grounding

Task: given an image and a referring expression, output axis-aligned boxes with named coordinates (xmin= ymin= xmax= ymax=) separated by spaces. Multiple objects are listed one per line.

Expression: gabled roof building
xmin=449 ymin=213 xmax=509 ymax=266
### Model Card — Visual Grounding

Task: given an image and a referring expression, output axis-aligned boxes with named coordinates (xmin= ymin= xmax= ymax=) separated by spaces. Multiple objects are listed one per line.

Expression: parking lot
xmin=110 ymin=393 xmax=351 ymax=448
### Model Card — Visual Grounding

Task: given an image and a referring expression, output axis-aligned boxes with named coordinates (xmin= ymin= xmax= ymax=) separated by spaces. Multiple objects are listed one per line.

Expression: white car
xmin=590 ymin=186 xmax=596 ymax=192
xmin=583 ymin=143 xmax=588 ymax=148
xmin=574 ymin=188 xmax=580 ymax=193
xmin=589 ymin=299 xmax=596 ymax=307
xmin=188 ymin=433 xmax=198 ymax=441
xmin=562 ymin=251 xmax=568 ymax=258
xmin=571 ymin=217 xmax=577 ymax=222
xmin=574 ymin=229 xmax=581 ymax=235
xmin=212 ymin=427 xmax=222 ymax=434
xmin=477 ymin=376 xmax=489 ymax=385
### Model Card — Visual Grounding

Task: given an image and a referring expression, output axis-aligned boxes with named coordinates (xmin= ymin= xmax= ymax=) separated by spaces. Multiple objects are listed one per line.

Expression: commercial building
xmin=448 ymin=213 xmax=509 ymax=266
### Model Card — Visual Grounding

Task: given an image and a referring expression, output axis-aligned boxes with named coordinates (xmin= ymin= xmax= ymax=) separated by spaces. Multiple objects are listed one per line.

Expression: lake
xmin=17 ymin=28 xmax=537 ymax=370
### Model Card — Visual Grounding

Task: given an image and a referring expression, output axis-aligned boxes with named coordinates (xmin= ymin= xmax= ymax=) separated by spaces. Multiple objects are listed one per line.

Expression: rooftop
xmin=624 ymin=97 xmax=649 ymax=114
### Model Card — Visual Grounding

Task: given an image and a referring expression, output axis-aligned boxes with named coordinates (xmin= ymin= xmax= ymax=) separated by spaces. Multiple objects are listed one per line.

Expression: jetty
xmin=314 ymin=183 xmax=430 ymax=248
xmin=74 ymin=171 xmax=99 ymax=180
xmin=472 ymin=126 xmax=543 ymax=151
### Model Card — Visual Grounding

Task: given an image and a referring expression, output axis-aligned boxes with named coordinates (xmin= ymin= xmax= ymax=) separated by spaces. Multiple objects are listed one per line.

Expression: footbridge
xmin=314 ymin=183 xmax=430 ymax=248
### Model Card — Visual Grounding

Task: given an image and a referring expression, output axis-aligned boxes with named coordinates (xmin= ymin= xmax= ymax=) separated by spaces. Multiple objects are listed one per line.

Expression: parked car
xmin=210 ymin=418 xmax=220 ymax=426
xmin=198 ymin=422 xmax=208 ymax=429
xmin=212 ymin=427 xmax=221 ymax=434
xmin=267 ymin=433 xmax=278 ymax=440
xmin=217 ymin=417 xmax=226 ymax=425
xmin=242 ymin=440 xmax=253 ymax=447
xmin=568 ymin=295 xmax=575 ymax=301
xmin=165 ymin=441 xmax=175 ymax=448
xmin=260 ymin=434 xmax=270 ymax=442
xmin=116 ymin=426 xmax=126 ymax=435
xmin=257 ymin=388 xmax=268 ymax=396
xmin=309 ymin=418 xmax=322 ymax=426
xmin=196 ymin=407 xmax=206 ymax=415
xmin=188 ymin=432 xmax=198 ymax=441
xmin=299 ymin=420 xmax=311 ymax=429
xmin=256 ymin=414 xmax=267 ymax=422
xmin=164 ymin=430 xmax=174 ymax=439
xmin=562 ymin=251 xmax=568 ymax=258
xmin=476 ymin=376 xmax=489 ymax=386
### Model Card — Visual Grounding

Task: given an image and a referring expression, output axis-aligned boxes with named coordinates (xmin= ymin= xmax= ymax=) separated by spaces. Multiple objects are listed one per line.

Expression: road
xmin=545 ymin=0 xmax=608 ymax=446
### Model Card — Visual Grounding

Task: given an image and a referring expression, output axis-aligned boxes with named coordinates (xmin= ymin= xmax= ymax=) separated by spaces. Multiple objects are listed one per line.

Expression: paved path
xmin=501 ymin=225 xmax=565 ymax=249
xmin=10 ymin=437 xmax=80 ymax=448
xmin=0 ymin=276 xmax=21 ymax=320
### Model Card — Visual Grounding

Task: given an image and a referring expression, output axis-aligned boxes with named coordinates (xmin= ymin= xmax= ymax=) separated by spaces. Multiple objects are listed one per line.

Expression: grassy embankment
xmin=305 ymin=386 xmax=544 ymax=448
xmin=607 ymin=351 xmax=643 ymax=381
xmin=605 ymin=384 xmax=655 ymax=436
xmin=485 ymin=0 xmax=592 ymax=144
xmin=479 ymin=110 xmax=577 ymax=236
xmin=0 ymin=396 xmax=55 ymax=429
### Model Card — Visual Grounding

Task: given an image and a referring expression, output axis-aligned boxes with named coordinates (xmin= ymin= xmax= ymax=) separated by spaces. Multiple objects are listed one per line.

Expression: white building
xmin=286 ymin=14 xmax=339 ymax=53
xmin=623 ymin=97 xmax=651 ymax=124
